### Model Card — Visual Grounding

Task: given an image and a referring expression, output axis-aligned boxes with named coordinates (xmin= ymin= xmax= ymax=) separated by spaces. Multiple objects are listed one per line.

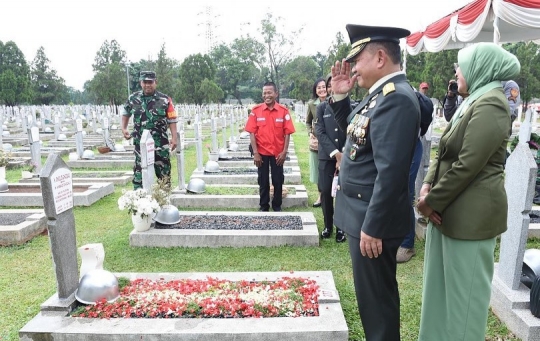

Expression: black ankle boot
xmin=336 ymin=229 xmax=346 ymax=243
xmin=321 ymin=228 xmax=332 ymax=238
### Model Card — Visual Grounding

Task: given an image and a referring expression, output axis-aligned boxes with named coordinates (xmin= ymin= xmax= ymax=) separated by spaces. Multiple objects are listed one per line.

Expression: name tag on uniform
xmin=276 ymin=118 xmax=284 ymax=122
xmin=323 ymin=114 xmax=331 ymax=118
xmin=257 ymin=117 xmax=266 ymax=121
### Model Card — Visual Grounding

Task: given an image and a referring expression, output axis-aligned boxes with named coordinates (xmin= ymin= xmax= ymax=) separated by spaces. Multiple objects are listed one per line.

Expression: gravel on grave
xmin=155 ymin=215 xmax=303 ymax=230
xmin=219 ymin=156 xmax=290 ymax=161
xmin=531 ymin=210 xmax=540 ymax=224
xmin=0 ymin=213 xmax=32 ymax=225
xmin=204 ymin=168 xmax=292 ymax=175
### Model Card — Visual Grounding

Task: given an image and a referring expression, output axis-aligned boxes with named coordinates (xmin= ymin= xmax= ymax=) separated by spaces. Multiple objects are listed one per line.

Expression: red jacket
xmin=244 ymin=102 xmax=295 ymax=157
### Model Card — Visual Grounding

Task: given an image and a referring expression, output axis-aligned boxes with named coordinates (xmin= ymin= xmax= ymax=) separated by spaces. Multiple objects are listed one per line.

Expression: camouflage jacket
xmin=123 ymin=90 xmax=178 ymax=143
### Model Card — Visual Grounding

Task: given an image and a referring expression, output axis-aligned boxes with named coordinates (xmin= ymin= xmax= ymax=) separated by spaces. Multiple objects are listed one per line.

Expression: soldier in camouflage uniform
xmin=121 ymin=71 xmax=178 ymax=189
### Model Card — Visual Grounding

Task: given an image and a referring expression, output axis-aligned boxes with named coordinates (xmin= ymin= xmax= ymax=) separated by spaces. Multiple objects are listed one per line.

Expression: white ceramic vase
xmin=131 ymin=214 xmax=152 ymax=232
xmin=208 ymin=152 xmax=219 ymax=162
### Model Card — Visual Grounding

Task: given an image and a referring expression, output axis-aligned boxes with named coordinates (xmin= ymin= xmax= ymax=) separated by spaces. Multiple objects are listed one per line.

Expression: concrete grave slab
xmin=0 ymin=209 xmax=47 ymax=246
xmin=190 ymin=166 xmax=302 ymax=185
xmin=130 ymin=211 xmax=318 ymax=248
xmin=0 ymin=182 xmax=114 ymax=207
xmin=491 ymin=264 xmax=540 ymax=340
xmin=19 ymin=171 xmax=133 ymax=186
xmin=171 ymin=184 xmax=308 ymax=209
xmin=20 ymin=271 xmax=347 ymax=341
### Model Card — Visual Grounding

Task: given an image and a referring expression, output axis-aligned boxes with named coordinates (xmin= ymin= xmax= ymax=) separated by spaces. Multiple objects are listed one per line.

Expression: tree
xmin=312 ymin=52 xmax=327 ymax=78
xmin=155 ymin=43 xmax=179 ymax=100
xmin=30 ymin=46 xmax=65 ymax=105
xmin=325 ymin=32 xmax=349 ymax=73
xmin=199 ymin=78 xmax=224 ymax=103
xmin=504 ymin=42 xmax=540 ymax=108
xmin=0 ymin=41 xmax=32 ymax=105
xmin=405 ymin=49 xmax=457 ymax=104
xmin=178 ymin=54 xmax=218 ymax=105
xmin=0 ymin=70 xmax=17 ymax=106
xmin=88 ymin=40 xmax=127 ymax=107
xmin=282 ymin=56 xmax=320 ymax=100
xmin=259 ymin=12 xmax=303 ymax=96
xmin=92 ymin=40 xmax=126 ymax=72
xmin=211 ymin=38 xmax=263 ymax=104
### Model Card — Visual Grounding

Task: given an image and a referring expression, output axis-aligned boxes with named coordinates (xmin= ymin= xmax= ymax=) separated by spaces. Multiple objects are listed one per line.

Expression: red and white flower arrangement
xmin=72 ymin=276 xmax=319 ymax=318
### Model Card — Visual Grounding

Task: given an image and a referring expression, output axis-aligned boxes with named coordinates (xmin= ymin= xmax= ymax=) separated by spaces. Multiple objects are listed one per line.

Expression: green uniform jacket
xmin=424 ymin=88 xmax=510 ymax=240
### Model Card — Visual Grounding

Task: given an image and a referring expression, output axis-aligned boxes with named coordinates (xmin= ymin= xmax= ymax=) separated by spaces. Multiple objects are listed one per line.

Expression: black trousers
xmin=257 ymin=154 xmax=284 ymax=210
xmin=318 ymin=159 xmax=337 ymax=231
xmin=347 ymin=233 xmax=403 ymax=341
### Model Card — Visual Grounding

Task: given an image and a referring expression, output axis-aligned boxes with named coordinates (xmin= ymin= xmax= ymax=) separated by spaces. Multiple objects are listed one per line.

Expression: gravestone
xmin=222 ymin=114 xmax=227 ymax=148
xmin=75 ymin=117 xmax=84 ymax=158
xmin=0 ymin=110 xmax=3 ymax=146
xmin=176 ymin=125 xmax=186 ymax=190
xmin=194 ymin=119 xmax=203 ymax=171
xmin=140 ymin=129 xmax=155 ymax=190
xmin=22 ymin=113 xmax=28 ymax=132
xmin=92 ymin=111 xmax=97 ymax=134
xmin=211 ymin=116 xmax=218 ymax=152
xmin=491 ymin=108 xmax=540 ymax=340
xmin=499 ymin=108 xmax=537 ymax=288
xmin=54 ymin=114 xmax=61 ymax=140
xmin=40 ymin=153 xmax=79 ymax=301
xmin=28 ymin=125 xmax=42 ymax=174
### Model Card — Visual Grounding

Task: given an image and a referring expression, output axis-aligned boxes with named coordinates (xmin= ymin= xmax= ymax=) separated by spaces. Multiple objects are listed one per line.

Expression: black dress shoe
xmin=321 ymin=228 xmax=332 ymax=238
xmin=336 ymin=230 xmax=346 ymax=243
xmin=312 ymin=201 xmax=322 ymax=207
xmin=258 ymin=207 xmax=269 ymax=212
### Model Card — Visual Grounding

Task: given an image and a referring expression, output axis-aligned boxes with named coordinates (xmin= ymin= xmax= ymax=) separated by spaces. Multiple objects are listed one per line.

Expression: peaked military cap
xmin=345 ymin=24 xmax=410 ymax=62
xmin=139 ymin=71 xmax=156 ymax=81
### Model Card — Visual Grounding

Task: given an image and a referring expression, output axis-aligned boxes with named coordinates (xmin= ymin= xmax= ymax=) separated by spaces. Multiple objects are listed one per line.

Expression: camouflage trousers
xmin=132 ymin=141 xmax=172 ymax=190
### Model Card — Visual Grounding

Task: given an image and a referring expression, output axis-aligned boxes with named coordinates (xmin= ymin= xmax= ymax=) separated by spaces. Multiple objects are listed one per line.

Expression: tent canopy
xmin=406 ymin=0 xmax=540 ymax=55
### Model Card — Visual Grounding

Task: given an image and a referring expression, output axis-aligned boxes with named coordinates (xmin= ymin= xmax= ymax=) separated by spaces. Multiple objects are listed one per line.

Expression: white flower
xmin=118 ymin=189 xmax=161 ymax=218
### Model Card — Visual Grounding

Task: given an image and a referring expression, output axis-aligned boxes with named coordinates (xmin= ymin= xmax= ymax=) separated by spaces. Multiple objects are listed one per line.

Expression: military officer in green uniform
xmin=329 ymin=25 xmax=420 ymax=341
xmin=122 ymin=71 xmax=178 ymax=189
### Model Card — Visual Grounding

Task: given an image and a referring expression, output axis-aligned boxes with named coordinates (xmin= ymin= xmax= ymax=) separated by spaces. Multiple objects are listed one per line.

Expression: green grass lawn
xmin=0 ymin=114 xmax=529 ymax=340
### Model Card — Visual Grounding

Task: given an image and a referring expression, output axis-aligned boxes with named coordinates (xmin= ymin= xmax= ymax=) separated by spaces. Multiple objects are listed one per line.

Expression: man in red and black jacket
xmin=245 ymin=81 xmax=295 ymax=212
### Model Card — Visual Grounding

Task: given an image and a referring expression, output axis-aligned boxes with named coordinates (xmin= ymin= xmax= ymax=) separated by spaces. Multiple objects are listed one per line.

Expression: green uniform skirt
xmin=418 ymin=223 xmax=496 ymax=341
xmin=309 ymin=150 xmax=319 ymax=184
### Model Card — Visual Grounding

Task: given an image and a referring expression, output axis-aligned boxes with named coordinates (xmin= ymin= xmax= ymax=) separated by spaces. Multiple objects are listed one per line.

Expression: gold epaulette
xmin=383 ymin=83 xmax=396 ymax=96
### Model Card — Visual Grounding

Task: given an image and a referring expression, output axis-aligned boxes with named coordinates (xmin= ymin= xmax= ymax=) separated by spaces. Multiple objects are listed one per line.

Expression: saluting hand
xmin=360 ymin=231 xmax=383 ymax=259
xmin=331 ymin=59 xmax=358 ymax=95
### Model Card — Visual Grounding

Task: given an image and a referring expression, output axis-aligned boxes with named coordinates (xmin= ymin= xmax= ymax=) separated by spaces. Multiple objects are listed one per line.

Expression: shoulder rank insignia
xmin=383 ymin=83 xmax=396 ymax=96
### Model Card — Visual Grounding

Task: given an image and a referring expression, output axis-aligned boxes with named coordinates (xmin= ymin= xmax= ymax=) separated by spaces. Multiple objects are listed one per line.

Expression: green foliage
xmin=155 ymin=43 xmax=179 ymax=100
xmin=504 ymin=41 xmax=540 ymax=107
xmin=88 ymin=40 xmax=127 ymax=107
xmin=0 ymin=41 xmax=32 ymax=105
xmin=30 ymin=47 xmax=66 ymax=105
xmin=210 ymin=38 xmax=264 ymax=105
xmin=282 ymin=56 xmax=320 ymax=101
xmin=406 ymin=49 xmax=458 ymax=104
xmin=259 ymin=12 xmax=303 ymax=96
xmin=325 ymin=32 xmax=349 ymax=72
xmin=178 ymin=53 xmax=217 ymax=104
xmin=199 ymin=78 xmax=224 ymax=103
